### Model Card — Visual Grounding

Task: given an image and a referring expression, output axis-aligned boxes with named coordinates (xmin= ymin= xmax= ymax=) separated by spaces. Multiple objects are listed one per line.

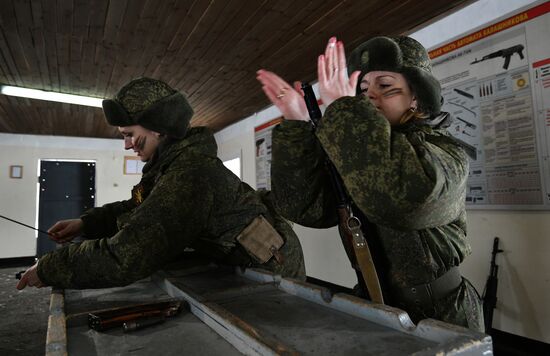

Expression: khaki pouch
xmin=236 ymin=215 xmax=284 ymax=264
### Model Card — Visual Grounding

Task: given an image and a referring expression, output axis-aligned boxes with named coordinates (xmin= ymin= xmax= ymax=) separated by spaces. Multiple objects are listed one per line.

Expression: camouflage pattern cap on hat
xmin=348 ymin=36 xmax=432 ymax=77
xmin=115 ymin=78 xmax=176 ymax=116
xmin=392 ymin=36 xmax=432 ymax=72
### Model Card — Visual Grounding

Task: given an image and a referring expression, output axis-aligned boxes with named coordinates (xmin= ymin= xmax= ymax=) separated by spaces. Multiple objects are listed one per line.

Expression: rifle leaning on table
xmin=483 ymin=237 xmax=502 ymax=334
xmin=301 ymin=83 xmax=384 ymax=304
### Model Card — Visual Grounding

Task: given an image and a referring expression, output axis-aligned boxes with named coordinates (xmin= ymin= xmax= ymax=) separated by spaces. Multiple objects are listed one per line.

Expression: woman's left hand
xmin=318 ymin=37 xmax=361 ymax=107
xmin=16 ymin=262 xmax=46 ymax=290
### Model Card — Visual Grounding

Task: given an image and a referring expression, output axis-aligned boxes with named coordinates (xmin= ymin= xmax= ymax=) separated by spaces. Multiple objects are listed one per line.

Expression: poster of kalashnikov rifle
xmin=254 ymin=117 xmax=282 ymax=190
xmin=430 ymin=1 xmax=550 ymax=210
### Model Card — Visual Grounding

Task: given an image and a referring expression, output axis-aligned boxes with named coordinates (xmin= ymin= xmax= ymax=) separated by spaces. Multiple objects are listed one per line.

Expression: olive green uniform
xmin=271 ymin=96 xmax=483 ymax=331
xmin=37 ymin=127 xmax=305 ymax=289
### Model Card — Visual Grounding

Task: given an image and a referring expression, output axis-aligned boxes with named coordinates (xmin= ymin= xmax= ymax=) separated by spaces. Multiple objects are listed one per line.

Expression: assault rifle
xmin=301 ymin=83 xmax=384 ymax=304
xmin=482 ymin=237 xmax=503 ymax=334
xmin=456 ymin=116 xmax=477 ymax=130
xmin=470 ymin=44 xmax=524 ymax=70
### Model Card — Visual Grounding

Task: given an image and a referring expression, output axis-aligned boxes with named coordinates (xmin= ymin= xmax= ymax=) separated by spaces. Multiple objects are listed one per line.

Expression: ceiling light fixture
xmin=0 ymin=85 xmax=103 ymax=107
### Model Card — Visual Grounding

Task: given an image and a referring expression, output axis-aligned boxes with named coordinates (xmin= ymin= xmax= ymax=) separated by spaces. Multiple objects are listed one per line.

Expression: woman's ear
xmin=411 ymin=97 xmax=418 ymax=111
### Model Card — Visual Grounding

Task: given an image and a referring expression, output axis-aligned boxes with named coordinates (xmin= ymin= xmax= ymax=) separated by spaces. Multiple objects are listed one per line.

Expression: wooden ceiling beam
xmin=0 ymin=0 xmax=472 ymax=138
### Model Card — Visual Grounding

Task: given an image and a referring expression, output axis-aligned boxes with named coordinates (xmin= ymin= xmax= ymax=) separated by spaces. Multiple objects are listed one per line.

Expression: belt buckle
xmin=407 ymin=285 xmax=436 ymax=318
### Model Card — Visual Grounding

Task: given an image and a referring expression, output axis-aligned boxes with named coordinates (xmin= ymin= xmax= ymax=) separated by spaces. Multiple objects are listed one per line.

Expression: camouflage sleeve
xmin=37 ymin=168 xmax=212 ymax=289
xmin=80 ymin=199 xmax=136 ymax=239
xmin=271 ymin=120 xmax=338 ymax=228
xmin=317 ymin=96 xmax=468 ymax=230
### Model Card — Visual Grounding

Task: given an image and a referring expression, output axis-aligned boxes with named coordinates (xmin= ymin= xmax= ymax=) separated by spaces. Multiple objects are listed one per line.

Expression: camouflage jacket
xmin=38 ymin=127 xmax=304 ymax=288
xmin=272 ymin=96 xmax=472 ymax=290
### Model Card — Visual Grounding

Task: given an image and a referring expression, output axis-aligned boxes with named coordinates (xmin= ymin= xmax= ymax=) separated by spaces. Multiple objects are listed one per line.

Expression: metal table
xmin=46 ymin=264 xmax=492 ymax=355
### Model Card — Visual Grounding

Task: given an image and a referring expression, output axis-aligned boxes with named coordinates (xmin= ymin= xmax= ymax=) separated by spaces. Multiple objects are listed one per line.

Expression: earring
xmin=399 ymin=107 xmax=417 ymax=124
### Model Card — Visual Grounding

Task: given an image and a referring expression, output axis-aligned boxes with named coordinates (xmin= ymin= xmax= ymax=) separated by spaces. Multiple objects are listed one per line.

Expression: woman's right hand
xmin=256 ymin=69 xmax=310 ymax=122
xmin=48 ymin=218 xmax=83 ymax=243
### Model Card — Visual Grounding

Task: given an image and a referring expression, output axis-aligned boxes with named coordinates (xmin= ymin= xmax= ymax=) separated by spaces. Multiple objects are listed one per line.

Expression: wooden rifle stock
xmin=301 ymin=82 xmax=384 ymax=304
xmin=88 ymin=300 xmax=182 ymax=331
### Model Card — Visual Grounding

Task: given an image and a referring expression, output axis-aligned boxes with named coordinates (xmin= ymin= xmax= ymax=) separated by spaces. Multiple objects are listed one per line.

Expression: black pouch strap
xmin=392 ymin=267 xmax=462 ymax=313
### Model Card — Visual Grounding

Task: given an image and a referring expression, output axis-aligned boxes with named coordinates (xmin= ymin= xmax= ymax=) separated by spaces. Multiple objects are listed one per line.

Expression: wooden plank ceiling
xmin=0 ymin=0 xmax=473 ymax=139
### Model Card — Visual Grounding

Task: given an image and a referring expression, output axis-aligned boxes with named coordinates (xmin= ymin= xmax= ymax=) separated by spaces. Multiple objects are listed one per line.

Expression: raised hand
xmin=318 ymin=37 xmax=361 ymax=107
xmin=256 ymin=69 xmax=309 ymax=122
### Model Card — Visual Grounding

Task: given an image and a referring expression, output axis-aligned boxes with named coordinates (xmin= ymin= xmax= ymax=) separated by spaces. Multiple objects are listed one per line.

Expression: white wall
xmin=215 ymin=0 xmax=549 ymax=343
xmin=0 ymin=133 xmax=140 ymax=259
xmin=464 ymin=211 xmax=550 ymax=342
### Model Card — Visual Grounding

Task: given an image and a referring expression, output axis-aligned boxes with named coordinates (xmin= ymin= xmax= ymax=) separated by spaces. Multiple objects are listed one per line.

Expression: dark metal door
xmin=37 ymin=161 xmax=95 ymax=256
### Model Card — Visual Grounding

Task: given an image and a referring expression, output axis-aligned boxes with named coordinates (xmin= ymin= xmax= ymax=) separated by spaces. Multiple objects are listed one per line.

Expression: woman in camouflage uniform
xmin=257 ymin=36 xmax=483 ymax=331
xmin=17 ymin=77 xmax=305 ymax=290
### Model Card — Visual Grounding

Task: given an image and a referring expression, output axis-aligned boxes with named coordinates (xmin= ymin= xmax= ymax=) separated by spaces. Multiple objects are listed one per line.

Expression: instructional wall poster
xmin=254 ymin=117 xmax=283 ymax=190
xmin=430 ymin=1 xmax=550 ymax=210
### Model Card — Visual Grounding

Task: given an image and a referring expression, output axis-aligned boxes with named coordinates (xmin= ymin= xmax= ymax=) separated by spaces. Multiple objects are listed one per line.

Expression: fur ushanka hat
xmin=102 ymin=77 xmax=193 ymax=138
xmin=347 ymin=36 xmax=441 ymax=116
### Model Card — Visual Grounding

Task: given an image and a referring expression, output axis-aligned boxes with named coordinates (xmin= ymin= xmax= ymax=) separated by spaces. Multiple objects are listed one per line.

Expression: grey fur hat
xmin=102 ymin=77 xmax=194 ymax=138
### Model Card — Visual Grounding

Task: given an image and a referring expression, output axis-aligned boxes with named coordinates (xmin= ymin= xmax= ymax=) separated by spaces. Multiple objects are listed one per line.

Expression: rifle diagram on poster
xmin=430 ymin=2 xmax=550 ymax=210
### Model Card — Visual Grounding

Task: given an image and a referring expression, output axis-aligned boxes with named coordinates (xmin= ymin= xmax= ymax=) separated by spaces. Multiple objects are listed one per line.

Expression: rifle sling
xmin=339 ymin=209 xmax=385 ymax=304
xmin=352 ymin=238 xmax=385 ymax=304
xmin=300 ymin=82 xmax=385 ymax=305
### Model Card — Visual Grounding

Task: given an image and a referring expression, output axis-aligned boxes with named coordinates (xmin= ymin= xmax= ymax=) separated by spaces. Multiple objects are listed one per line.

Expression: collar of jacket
xmin=395 ymin=112 xmax=452 ymax=132
xmin=141 ymin=136 xmax=178 ymax=175
xmin=154 ymin=126 xmax=218 ymax=172
xmin=395 ymin=112 xmax=477 ymax=160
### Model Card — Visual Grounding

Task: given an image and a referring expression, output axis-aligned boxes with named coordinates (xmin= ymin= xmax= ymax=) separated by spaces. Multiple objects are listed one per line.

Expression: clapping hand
xmin=317 ymin=37 xmax=361 ymax=107
xmin=256 ymin=70 xmax=309 ymax=122
xmin=257 ymin=37 xmax=360 ymax=120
